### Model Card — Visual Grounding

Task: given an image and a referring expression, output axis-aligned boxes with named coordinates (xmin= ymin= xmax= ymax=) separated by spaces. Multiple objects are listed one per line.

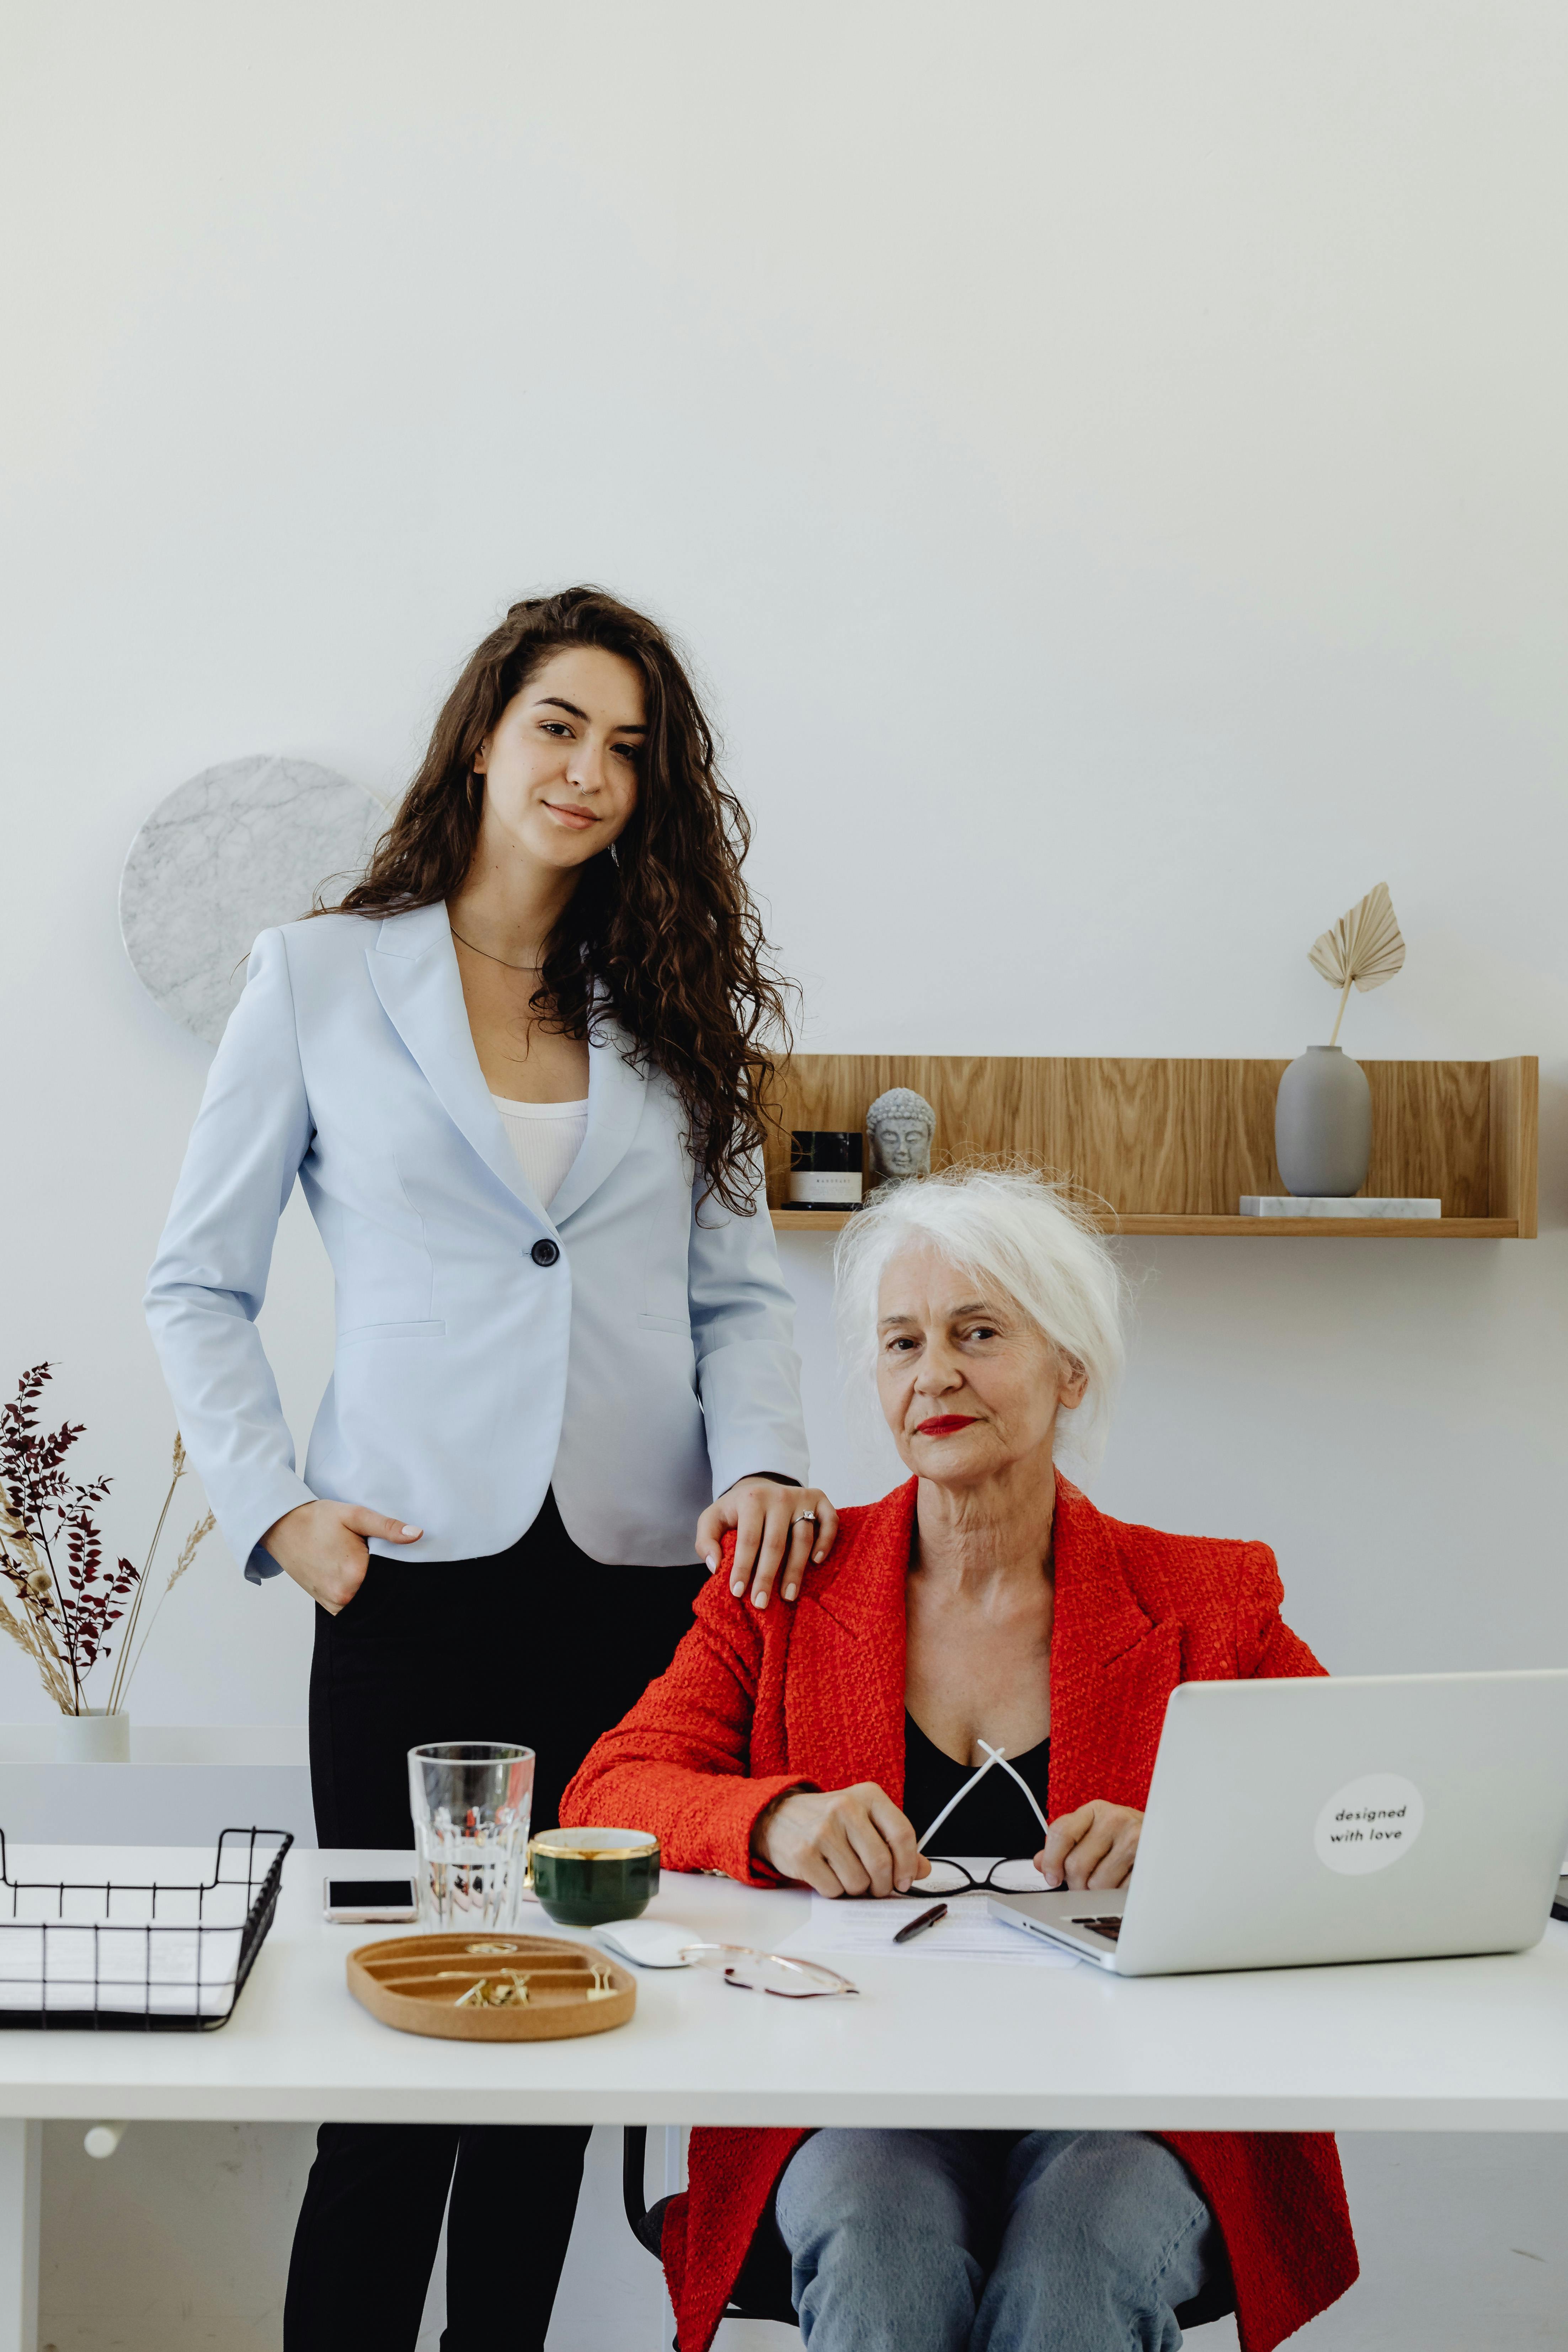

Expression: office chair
xmin=623 ymin=2123 xmax=798 ymax=2329
xmin=620 ymin=2125 xmax=1236 ymax=2336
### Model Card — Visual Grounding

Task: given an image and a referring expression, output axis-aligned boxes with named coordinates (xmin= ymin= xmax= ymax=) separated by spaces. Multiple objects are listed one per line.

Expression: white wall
xmin=4 ymin=0 xmax=1566 ymax=1723
xmin=4 ymin=5 xmax=1568 ymax=2345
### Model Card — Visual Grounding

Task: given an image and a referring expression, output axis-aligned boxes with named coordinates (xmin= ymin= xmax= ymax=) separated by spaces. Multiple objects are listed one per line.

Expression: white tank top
xmin=491 ymin=1095 xmax=589 ymax=1210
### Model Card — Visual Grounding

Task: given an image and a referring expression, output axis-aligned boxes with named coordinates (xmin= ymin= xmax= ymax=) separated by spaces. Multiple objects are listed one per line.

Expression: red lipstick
xmin=916 ymin=1415 xmax=979 ymax=1437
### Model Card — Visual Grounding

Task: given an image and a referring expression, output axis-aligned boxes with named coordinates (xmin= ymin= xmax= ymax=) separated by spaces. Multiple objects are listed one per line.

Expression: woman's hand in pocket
xmin=261 ymin=1501 xmax=423 ymax=1614
xmin=697 ymin=1479 xmax=839 ymax=1610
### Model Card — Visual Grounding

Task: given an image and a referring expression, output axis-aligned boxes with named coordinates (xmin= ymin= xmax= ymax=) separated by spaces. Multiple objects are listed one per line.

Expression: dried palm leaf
xmin=1308 ymin=882 xmax=1406 ymax=1046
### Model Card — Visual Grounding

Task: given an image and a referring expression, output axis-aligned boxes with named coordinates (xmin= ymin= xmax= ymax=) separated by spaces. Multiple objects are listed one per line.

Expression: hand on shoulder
xmin=695 ymin=1478 xmax=839 ymax=1610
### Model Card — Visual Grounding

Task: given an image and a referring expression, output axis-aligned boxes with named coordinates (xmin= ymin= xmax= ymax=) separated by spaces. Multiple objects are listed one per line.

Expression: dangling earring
xmin=609 ymin=839 xmax=620 ymax=868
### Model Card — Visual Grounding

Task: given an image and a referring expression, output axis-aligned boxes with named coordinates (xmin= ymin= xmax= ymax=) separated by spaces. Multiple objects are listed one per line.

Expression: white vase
xmin=1274 ymin=1046 xmax=1372 ymax=1198
xmin=52 ymin=1709 xmax=130 ymax=1762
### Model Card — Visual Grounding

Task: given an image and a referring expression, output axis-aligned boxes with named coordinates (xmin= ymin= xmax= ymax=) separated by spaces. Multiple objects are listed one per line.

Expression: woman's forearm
xmin=686 ymin=1152 xmax=810 ymax=1497
xmin=560 ymin=1607 xmax=810 ymax=1883
xmin=560 ymin=1748 xmax=813 ymax=1883
xmin=144 ymin=929 xmax=315 ymax=1581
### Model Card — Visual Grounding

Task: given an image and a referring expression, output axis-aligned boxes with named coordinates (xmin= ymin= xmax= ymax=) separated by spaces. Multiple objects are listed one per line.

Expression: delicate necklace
xmin=450 ymin=926 xmax=544 ymax=974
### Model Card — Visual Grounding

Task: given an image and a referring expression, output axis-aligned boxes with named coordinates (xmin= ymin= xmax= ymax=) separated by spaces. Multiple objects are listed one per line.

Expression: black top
xmin=902 ymin=1711 xmax=1051 ymax=1856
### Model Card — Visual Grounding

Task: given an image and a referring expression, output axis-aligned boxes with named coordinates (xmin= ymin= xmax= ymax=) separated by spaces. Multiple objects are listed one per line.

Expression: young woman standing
xmin=146 ymin=587 xmax=835 ymax=2351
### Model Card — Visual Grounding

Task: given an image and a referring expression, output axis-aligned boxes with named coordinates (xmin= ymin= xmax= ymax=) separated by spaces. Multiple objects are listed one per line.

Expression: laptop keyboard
xmin=1073 ymin=1917 xmax=1123 ymax=1942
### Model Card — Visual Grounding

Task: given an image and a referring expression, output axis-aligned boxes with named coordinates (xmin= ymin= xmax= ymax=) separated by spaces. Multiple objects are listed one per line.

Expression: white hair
xmin=832 ymin=1164 xmax=1129 ymax=1470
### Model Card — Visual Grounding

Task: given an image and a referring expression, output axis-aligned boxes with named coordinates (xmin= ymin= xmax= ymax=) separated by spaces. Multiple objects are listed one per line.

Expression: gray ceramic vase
xmin=1274 ymin=1046 xmax=1372 ymax=1198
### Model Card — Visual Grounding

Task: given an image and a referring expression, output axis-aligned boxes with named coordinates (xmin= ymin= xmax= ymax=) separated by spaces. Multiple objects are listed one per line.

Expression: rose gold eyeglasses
xmin=679 ymin=1943 xmax=859 ymax=1999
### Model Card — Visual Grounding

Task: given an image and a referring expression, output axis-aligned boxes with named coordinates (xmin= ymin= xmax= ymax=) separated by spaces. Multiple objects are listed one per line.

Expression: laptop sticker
xmin=1314 ymin=1774 xmax=1425 ymax=1876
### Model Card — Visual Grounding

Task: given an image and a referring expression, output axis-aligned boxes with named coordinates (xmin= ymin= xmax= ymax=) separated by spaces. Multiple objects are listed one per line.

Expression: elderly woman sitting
xmin=564 ymin=1168 xmax=1358 ymax=2352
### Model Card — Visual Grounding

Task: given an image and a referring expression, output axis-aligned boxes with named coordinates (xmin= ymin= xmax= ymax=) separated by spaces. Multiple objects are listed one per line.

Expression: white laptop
xmin=989 ymin=1671 xmax=1568 ymax=1975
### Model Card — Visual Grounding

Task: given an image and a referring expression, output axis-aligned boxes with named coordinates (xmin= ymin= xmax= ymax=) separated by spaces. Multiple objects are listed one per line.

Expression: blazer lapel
xmin=546 ymin=1012 xmax=648 ymax=1226
xmin=1047 ymin=1481 xmax=1184 ymax=1816
xmin=786 ymin=1481 xmax=916 ymax=1803
xmin=366 ymin=902 xmax=549 ymax=1222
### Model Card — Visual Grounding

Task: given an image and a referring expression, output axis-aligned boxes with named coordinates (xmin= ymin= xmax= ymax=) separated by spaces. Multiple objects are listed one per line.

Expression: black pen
xmin=892 ymin=1901 xmax=948 ymax=1945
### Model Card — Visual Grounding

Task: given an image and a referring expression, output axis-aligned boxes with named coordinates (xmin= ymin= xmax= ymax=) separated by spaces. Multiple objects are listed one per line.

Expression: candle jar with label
xmin=788 ymin=1131 xmax=864 ymax=1211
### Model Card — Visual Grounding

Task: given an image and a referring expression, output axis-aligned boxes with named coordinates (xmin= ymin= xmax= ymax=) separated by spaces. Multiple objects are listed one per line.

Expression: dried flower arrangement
xmin=1308 ymin=881 xmax=1407 ymax=1046
xmin=0 ymin=1363 xmax=213 ymax=1719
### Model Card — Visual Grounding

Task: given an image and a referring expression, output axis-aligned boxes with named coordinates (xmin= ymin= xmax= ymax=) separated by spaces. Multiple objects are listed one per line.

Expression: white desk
xmin=2 ymin=1844 xmax=1567 ymax=2350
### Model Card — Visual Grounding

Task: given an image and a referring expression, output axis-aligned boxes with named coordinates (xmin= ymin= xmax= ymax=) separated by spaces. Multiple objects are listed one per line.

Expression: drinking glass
xmin=407 ymin=1742 xmax=534 ymax=1932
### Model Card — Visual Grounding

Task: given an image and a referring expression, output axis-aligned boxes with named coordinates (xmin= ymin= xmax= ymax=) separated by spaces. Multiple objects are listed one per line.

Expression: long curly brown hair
xmin=327 ymin=587 xmax=791 ymax=1214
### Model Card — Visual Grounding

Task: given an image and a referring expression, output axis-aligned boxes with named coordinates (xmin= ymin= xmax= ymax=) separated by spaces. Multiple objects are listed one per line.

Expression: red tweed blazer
xmin=564 ymin=1477 xmax=1360 ymax=2352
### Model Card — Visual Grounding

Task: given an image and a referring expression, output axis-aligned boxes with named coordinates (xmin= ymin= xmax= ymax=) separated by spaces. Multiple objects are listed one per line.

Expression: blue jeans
xmin=775 ymin=2128 xmax=1222 ymax=2352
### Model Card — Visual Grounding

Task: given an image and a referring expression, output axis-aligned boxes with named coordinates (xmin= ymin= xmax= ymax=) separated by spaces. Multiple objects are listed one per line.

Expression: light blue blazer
xmin=145 ymin=901 xmax=808 ymax=1583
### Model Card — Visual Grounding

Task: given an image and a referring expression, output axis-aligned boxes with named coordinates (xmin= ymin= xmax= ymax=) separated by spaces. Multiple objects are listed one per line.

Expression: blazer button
xmin=530 ymin=1238 xmax=560 ymax=1267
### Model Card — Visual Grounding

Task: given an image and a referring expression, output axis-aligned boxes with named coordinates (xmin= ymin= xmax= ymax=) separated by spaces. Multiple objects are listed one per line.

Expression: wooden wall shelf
xmin=766 ymin=1056 xmax=1538 ymax=1240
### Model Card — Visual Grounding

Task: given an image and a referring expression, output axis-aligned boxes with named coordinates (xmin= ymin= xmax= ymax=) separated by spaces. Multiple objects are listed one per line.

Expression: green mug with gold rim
xmin=529 ymin=1826 xmax=661 ymax=1927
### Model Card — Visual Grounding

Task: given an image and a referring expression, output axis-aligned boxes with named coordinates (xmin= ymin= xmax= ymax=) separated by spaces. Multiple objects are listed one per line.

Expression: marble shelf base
xmin=1240 ymin=1196 xmax=1442 ymax=1219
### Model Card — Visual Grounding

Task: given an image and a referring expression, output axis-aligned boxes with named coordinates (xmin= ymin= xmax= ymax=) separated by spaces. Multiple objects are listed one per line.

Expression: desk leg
xmin=657 ymin=2128 xmax=683 ymax=2350
xmin=0 ymin=2121 xmax=40 ymax=2352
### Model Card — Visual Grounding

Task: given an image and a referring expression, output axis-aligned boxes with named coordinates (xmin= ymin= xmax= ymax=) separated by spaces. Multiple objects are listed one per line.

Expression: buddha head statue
xmin=866 ymin=1087 xmax=936 ymax=1185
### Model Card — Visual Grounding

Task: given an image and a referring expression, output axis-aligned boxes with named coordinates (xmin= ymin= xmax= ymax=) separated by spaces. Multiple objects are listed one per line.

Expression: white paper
xmin=0 ymin=1880 xmax=252 ymax=2014
xmin=780 ymin=1890 xmax=1079 ymax=1969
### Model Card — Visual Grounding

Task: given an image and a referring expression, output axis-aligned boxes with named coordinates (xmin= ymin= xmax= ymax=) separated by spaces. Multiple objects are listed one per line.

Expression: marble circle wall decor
xmin=119 ymin=755 xmax=386 ymax=1046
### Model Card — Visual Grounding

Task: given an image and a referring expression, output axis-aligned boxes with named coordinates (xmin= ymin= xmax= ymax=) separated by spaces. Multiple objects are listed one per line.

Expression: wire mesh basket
xmin=0 ymin=1826 xmax=293 ymax=2031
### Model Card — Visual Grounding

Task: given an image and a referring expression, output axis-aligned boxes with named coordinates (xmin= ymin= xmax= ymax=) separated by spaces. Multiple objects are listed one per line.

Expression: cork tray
xmin=347 ymin=1933 xmax=636 ymax=2041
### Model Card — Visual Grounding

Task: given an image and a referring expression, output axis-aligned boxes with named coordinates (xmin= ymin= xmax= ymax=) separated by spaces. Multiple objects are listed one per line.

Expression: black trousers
xmin=283 ymin=1494 xmax=704 ymax=2352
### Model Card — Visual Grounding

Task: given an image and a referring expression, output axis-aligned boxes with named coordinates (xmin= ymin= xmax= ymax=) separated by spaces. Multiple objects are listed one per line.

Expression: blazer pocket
xmin=337 ymin=1319 xmax=446 ymax=1347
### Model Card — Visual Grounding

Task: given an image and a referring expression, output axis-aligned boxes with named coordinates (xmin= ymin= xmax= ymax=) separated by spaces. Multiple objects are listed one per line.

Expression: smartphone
xmin=323 ymin=1876 xmax=419 ymax=1924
